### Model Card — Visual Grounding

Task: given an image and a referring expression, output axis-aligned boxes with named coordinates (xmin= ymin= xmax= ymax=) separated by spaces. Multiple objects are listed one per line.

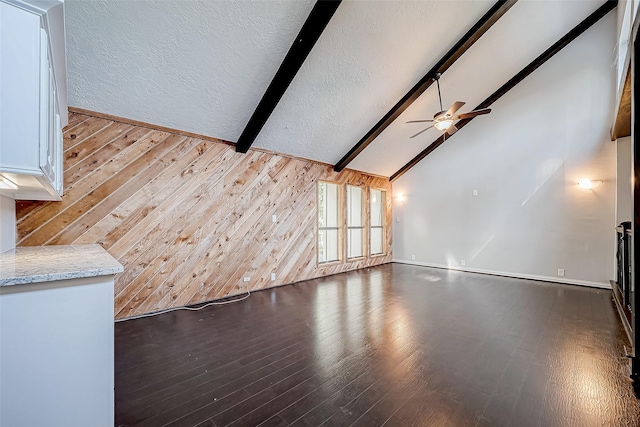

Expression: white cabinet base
xmin=0 ymin=276 xmax=115 ymax=427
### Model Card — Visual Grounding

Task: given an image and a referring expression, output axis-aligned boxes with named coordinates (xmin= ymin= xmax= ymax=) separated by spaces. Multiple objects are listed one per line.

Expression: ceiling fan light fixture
xmin=434 ymin=120 xmax=453 ymax=131
xmin=406 ymin=77 xmax=490 ymax=139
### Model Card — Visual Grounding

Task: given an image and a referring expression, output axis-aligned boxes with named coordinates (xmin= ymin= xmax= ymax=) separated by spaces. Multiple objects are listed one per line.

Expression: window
xmin=347 ymin=185 xmax=364 ymax=259
xmin=318 ymin=183 xmax=387 ymax=263
xmin=318 ymin=182 xmax=340 ymax=263
xmin=370 ymin=189 xmax=385 ymax=255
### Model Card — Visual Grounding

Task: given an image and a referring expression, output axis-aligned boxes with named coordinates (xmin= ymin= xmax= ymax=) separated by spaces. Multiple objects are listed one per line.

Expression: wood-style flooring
xmin=115 ymin=263 xmax=640 ymax=426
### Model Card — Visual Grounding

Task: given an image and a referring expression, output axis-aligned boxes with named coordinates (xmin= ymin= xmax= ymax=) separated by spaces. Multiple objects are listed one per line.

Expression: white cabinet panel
xmin=0 ymin=2 xmax=41 ymax=173
xmin=0 ymin=276 xmax=116 ymax=427
xmin=0 ymin=0 xmax=66 ymax=201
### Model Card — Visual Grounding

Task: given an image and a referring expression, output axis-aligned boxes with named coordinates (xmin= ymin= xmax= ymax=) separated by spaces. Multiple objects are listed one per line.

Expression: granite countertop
xmin=0 ymin=244 xmax=123 ymax=286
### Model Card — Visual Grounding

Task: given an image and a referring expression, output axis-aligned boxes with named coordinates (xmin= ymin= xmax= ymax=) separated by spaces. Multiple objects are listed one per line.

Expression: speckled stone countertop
xmin=0 ymin=244 xmax=123 ymax=286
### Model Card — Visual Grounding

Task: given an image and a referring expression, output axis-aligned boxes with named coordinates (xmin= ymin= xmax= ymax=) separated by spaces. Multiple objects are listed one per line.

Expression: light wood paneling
xmin=612 ymin=63 xmax=631 ymax=140
xmin=16 ymin=113 xmax=392 ymax=319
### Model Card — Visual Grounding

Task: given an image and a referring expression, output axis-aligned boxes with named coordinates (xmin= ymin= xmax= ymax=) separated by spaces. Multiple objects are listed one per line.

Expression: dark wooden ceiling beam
xmin=235 ymin=0 xmax=341 ymax=153
xmin=332 ymin=0 xmax=518 ymax=172
xmin=390 ymin=0 xmax=618 ymax=182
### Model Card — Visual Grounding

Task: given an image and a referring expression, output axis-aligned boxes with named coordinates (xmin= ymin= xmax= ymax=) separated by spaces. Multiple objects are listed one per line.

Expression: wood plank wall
xmin=16 ymin=113 xmax=393 ymax=319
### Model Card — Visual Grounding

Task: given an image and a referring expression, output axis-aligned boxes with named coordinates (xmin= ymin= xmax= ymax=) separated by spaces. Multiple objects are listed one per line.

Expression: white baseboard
xmin=392 ymin=259 xmax=611 ymax=289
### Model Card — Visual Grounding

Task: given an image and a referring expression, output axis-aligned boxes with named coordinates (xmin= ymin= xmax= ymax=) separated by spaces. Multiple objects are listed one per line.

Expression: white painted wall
xmin=616 ymin=137 xmax=632 ymax=224
xmin=617 ymin=0 xmax=629 ymax=36
xmin=393 ymin=14 xmax=617 ymax=288
xmin=0 ymin=195 xmax=15 ymax=253
xmin=617 ymin=0 xmax=632 ymax=90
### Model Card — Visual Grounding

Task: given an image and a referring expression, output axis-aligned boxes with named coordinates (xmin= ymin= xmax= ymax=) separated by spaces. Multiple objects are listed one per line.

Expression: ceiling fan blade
xmin=453 ymin=108 xmax=491 ymax=120
xmin=406 ymin=119 xmax=434 ymax=124
xmin=446 ymin=101 xmax=465 ymax=117
xmin=446 ymin=124 xmax=458 ymax=136
xmin=410 ymin=126 xmax=434 ymax=138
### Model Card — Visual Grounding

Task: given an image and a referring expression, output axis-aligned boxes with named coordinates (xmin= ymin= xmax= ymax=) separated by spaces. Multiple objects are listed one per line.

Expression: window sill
xmin=317 ymin=260 xmax=343 ymax=268
xmin=370 ymin=253 xmax=387 ymax=258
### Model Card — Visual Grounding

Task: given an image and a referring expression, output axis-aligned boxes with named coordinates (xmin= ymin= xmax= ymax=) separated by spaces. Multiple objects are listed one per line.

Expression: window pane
xmin=318 ymin=182 xmax=340 ymax=263
xmin=370 ymin=189 xmax=385 ymax=255
xmin=319 ymin=229 xmax=339 ymax=262
xmin=347 ymin=186 xmax=363 ymax=227
xmin=319 ymin=182 xmax=339 ymax=228
xmin=370 ymin=189 xmax=384 ymax=227
xmin=348 ymin=228 xmax=363 ymax=258
xmin=371 ymin=228 xmax=383 ymax=255
xmin=325 ymin=183 xmax=339 ymax=227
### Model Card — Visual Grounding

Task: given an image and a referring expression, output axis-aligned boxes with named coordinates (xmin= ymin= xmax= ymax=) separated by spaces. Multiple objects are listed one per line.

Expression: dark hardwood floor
xmin=115 ymin=263 xmax=640 ymax=426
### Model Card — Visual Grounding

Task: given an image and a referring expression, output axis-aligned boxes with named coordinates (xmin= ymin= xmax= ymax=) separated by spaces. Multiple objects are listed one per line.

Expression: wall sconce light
xmin=0 ymin=175 xmax=18 ymax=190
xmin=578 ymin=178 xmax=602 ymax=190
xmin=396 ymin=194 xmax=406 ymax=203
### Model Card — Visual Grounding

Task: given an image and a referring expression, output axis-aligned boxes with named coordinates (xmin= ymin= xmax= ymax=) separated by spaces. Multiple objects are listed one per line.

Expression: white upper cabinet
xmin=0 ymin=0 xmax=67 ymax=201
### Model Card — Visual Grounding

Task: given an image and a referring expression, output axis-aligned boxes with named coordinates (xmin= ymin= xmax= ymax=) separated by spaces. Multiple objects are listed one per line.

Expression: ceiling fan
xmin=406 ymin=73 xmax=491 ymax=139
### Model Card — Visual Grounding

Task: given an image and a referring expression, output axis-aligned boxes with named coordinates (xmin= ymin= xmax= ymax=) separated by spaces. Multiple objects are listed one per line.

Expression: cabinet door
xmin=0 ymin=3 xmax=41 ymax=173
xmin=0 ymin=3 xmax=64 ymax=201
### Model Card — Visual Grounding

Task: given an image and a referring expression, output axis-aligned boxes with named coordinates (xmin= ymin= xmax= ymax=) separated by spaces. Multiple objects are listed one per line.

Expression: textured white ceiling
xmin=251 ymin=0 xmax=493 ymax=163
xmin=349 ymin=0 xmax=605 ymax=177
xmin=65 ymin=0 xmax=608 ymax=177
xmin=65 ymin=0 xmax=315 ymax=142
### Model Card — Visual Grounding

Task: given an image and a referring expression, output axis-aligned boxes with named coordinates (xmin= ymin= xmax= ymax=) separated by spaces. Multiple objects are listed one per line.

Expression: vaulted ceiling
xmin=65 ymin=0 xmax=607 ymax=178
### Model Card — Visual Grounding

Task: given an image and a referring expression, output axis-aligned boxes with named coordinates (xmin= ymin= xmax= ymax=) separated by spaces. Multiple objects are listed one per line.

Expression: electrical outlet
xmin=270 ymin=272 xmax=276 ymax=281
xmin=396 ymin=217 xmax=400 ymax=223
xmin=557 ymin=269 xmax=565 ymax=277
xmin=272 ymin=214 xmax=277 ymax=223
xmin=243 ymin=277 xmax=250 ymax=282
xmin=411 ymin=255 xmax=416 ymax=261
xmin=472 ymin=190 xmax=478 ymax=196
xmin=461 ymin=260 xmax=466 ymax=266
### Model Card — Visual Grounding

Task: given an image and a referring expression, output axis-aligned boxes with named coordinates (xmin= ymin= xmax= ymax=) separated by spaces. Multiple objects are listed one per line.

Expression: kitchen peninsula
xmin=0 ymin=244 xmax=122 ymax=427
